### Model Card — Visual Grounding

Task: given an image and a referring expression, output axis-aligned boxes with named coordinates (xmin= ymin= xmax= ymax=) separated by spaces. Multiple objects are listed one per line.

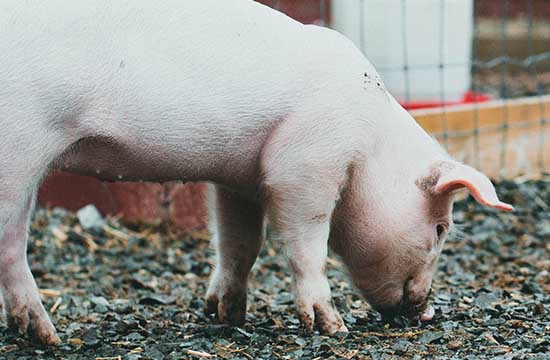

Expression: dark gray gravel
xmin=0 ymin=179 xmax=548 ymax=359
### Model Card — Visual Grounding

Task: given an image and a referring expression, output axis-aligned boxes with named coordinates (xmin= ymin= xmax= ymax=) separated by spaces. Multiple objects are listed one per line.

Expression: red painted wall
xmin=39 ymin=173 xmax=207 ymax=230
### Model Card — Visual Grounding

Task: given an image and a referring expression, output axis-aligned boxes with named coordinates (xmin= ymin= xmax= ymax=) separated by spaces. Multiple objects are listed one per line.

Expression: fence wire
xmin=261 ymin=0 xmax=550 ymax=178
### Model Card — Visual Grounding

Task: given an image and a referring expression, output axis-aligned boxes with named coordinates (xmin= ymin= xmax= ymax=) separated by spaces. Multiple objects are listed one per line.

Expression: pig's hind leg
xmin=0 ymin=120 xmax=73 ymax=344
xmin=204 ymin=186 xmax=264 ymax=325
xmin=0 ymin=190 xmax=60 ymax=345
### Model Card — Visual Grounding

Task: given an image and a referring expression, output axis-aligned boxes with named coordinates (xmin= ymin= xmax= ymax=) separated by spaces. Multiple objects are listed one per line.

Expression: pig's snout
xmin=402 ymin=275 xmax=433 ymax=321
xmin=377 ymin=276 xmax=433 ymax=322
xmin=404 ymin=275 xmax=432 ymax=311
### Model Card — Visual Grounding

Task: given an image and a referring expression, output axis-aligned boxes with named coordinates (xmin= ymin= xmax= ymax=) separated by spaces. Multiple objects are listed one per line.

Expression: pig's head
xmin=330 ymin=159 xmax=513 ymax=322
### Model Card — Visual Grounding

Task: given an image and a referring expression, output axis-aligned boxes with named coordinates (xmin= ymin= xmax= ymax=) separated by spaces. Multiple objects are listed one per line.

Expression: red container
xmin=401 ymin=91 xmax=491 ymax=111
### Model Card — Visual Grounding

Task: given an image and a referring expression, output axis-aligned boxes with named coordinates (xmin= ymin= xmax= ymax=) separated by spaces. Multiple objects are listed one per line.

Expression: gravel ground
xmin=0 ymin=180 xmax=548 ymax=359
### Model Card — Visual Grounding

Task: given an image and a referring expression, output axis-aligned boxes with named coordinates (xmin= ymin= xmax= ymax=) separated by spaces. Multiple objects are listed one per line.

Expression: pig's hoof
xmin=204 ymin=287 xmax=247 ymax=325
xmin=5 ymin=301 xmax=60 ymax=345
xmin=419 ymin=305 xmax=435 ymax=322
xmin=297 ymin=299 xmax=348 ymax=335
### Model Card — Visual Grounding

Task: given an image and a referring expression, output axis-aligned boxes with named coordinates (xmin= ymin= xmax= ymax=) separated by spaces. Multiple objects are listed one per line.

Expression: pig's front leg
xmin=264 ymin=171 xmax=348 ymax=334
xmin=204 ymin=186 xmax=264 ymax=325
xmin=274 ymin=216 xmax=347 ymax=334
xmin=0 ymin=192 xmax=60 ymax=345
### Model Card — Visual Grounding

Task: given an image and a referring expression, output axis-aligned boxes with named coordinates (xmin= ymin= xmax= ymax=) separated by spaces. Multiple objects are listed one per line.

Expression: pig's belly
xmin=58 ymin=128 xmax=272 ymax=192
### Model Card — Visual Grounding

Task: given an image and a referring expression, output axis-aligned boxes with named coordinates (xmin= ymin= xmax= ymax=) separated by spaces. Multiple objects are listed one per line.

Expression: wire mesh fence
xmin=260 ymin=0 xmax=550 ymax=179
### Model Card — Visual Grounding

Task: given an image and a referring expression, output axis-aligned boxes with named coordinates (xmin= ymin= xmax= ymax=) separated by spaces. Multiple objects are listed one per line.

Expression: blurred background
xmin=39 ymin=0 xmax=550 ymax=230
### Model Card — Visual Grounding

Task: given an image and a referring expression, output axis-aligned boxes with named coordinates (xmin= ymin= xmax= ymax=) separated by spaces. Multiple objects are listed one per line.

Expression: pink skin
xmin=330 ymin=160 xmax=513 ymax=323
xmin=0 ymin=193 xmax=60 ymax=345
xmin=0 ymin=0 xmax=513 ymax=344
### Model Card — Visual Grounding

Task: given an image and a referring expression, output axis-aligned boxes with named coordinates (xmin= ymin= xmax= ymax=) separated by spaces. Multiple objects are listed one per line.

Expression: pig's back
xmin=0 ymin=0 xmax=341 ymax=189
xmin=1 ymin=0 xmax=309 ymax=123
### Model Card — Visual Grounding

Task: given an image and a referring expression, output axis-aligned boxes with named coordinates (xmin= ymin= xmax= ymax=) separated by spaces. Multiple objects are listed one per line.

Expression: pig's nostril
xmin=403 ymin=299 xmax=429 ymax=319
xmin=402 ymin=277 xmax=413 ymax=302
xmin=378 ymin=306 xmax=400 ymax=321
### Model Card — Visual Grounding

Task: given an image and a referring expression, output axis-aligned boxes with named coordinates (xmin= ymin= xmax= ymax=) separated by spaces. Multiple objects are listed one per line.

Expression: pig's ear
xmin=433 ymin=163 xmax=514 ymax=211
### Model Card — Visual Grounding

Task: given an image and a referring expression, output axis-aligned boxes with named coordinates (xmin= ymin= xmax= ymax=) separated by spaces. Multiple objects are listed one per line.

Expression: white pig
xmin=0 ymin=0 xmax=512 ymax=344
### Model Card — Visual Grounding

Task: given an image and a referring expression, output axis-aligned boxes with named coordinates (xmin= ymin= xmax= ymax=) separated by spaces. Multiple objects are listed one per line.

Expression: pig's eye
xmin=436 ymin=224 xmax=446 ymax=239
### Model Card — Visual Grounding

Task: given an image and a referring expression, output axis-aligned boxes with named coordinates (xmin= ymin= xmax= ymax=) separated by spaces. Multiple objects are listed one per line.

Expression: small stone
xmin=448 ymin=340 xmax=462 ymax=350
xmin=418 ymin=331 xmax=445 ymax=344
xmin=76 ymin=205 xmax=105 ymax=233
xmin=474 ymin=292 xmax=499 ymax=309
xmin=139 ymin=294 xmax=175 ymax=305
xmin=127 ymin=332 xmax=145 ymax=341
xmin=333 ymin=331 xmax=349 ymax=339
xmin=68 ymin=338 xmax=84 ymax=346
xmin=392 ymin=340 xmax=411 ymax=354
xmin=533 ymin=303 xmax=545 ymax=316
xmin=521 ymin=282 xmax=543 ymax=294
xmin=89 ymin=296 xmax=110 ymax=307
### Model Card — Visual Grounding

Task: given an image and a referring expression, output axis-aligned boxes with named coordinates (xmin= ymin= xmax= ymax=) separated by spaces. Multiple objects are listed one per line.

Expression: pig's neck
xmin=373 ymin=96 xmax=450 ymax=176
